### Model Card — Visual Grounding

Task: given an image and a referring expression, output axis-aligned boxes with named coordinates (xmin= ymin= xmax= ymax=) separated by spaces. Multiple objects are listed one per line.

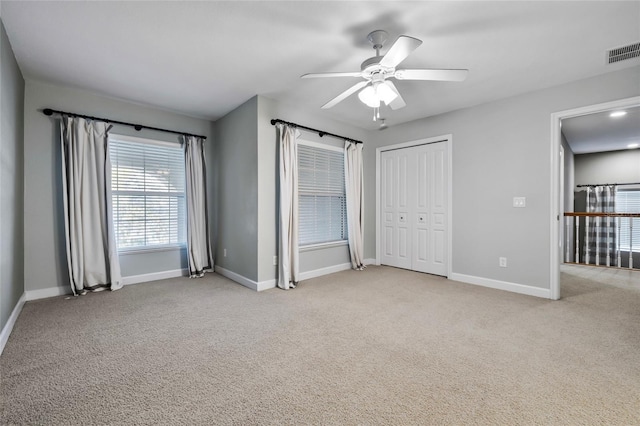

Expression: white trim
xmin=214 ymin=266 xmax=277 ymax=291
xmin=119 ymin=245 xmax=186 ymax=255
xmin=299 ymin=262 xmax=352 ymax=281
xmin=549 ymin=96 xmax=640 ymax=300
xmin=297 ymin=138 xmax=343 ymax=152
xmin=22 ymin=270 xmax=187 ymax=301
xmin=0 ymin=293 xmax=26 ymax=356
xmin=450 ymin=273 xmax=551 ymax=299
xmin=25 ymin=286 xmax=69 ymax=301
xmin=375 ymin=134 xmax=453 ymax=277
xmin=109 ymin=133 xmax=181 ymax=148
xmin=121 ymin=268 xmax=188 ymax=285
xmin=364 ymin=258 xmax=377 ymax=266
xmin=299 ymin=239 xmax=348 ymax=252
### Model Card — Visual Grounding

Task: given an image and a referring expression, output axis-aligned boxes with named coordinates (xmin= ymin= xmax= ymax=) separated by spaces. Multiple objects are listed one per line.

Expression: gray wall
xmin=365 ymin=66 xmax=640 ymax=290
xmin=562 ymin=134 xmax=575 ymax=212
xmin=0 ymin=18 xmax=25 ymax=331
xmin=214 ymin=96 xmax=259 ymax=281
xmin=574 ymin=149 xmax=640 ymax=186
xmin=23 ymin=80 xmax=214 ymax=292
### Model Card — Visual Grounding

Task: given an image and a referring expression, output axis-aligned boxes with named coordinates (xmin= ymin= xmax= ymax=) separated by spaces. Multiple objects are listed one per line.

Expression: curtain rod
xmin=270 ymin=119 xmax=362 ymax=144
xmin=42 ymin=108 xmax=207 ymax=140
xmin=577 ymin=183 xmax=640 ymax=187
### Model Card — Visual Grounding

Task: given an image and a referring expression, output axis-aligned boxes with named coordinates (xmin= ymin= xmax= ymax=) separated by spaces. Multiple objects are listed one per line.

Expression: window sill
xmin=300 ymin=240 xmax=348 ymax=253
xmin=118 ymin=245 xmax=186 ymax=255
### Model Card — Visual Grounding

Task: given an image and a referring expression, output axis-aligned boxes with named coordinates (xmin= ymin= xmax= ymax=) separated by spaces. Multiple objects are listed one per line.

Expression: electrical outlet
xmin=223 ymin=249 xmax=227 ymax=257
xmin=499 ymin=257 xmax=507 ymax=268
xmin=513 ymin=197 xmax=526 ymax=208
xmin=273 ymin=255 xmax=278 ymax=266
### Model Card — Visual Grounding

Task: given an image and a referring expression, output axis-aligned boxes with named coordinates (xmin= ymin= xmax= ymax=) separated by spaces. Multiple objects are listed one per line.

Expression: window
xmin=298 ymin=141 xmax=347 ymax=247
xmin=109 ymin=135 xmax=186 ymax=251
xmin=616 ymin=188 xmax=640 ymax=252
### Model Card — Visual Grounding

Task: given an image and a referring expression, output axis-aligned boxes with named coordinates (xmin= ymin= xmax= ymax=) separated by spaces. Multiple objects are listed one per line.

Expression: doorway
xmin=376 ymin=135 xmax=452 ymax=277
xmin=550 ymin=96 xmax=640 ymax=299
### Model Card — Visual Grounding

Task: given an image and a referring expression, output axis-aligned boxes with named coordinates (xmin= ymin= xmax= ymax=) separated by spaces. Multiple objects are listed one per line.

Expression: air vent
xmin=607 ymin=42 xmax=640 ymax=64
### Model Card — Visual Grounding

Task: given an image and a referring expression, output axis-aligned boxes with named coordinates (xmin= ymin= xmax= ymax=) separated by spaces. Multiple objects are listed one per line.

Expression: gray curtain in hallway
xmin=584 ymin=185 xmax=616 ymax=265
xmin=60 ymin=116 xmax=122 ymax=295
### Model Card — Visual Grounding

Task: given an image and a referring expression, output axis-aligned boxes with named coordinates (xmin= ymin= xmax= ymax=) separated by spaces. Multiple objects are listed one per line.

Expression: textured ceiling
xmin=2 ymin=1 xmax=640 ymax=131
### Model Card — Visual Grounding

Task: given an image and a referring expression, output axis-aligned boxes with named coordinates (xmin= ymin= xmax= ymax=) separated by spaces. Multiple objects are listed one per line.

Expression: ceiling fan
xmin=302 ymin=30 xmax=469 ymax=118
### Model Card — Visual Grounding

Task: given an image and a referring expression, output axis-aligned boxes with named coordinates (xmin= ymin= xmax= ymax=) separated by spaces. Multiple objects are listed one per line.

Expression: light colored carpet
xmin=1 ymin=266 xmax=639 ymax=425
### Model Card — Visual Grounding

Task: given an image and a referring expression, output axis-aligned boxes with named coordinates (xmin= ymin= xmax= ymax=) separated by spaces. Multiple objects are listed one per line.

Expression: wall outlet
xmin=273 ymin=255 xmax=278 ymax=266
xmin=499 ymin=257 xmax=507 ymax=268
xmin=223 ymin=249 xmax=227 ymax=257
xmin=513 ymin=197 xmax=526 ymax=208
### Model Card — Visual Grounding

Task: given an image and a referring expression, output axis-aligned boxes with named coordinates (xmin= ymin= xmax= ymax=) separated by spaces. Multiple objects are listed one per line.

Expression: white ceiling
xmin=562 ymin=106 xmax=640 ymax=154
xmin=2 ymin=1 xmax=639 ymax=131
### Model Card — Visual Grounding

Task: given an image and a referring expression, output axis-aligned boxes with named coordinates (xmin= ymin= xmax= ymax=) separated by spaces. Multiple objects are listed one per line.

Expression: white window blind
xmin=109 ymin=136 xmax=186 ymax=250
xmin=616 ymin=189 xmax=640 ymax=252
xmin=298 ymin=142 xmax=347 ymax=246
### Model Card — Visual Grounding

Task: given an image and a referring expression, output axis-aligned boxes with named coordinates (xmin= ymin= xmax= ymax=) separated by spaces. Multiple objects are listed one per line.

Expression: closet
xmin=380 ymin=141 xmax=448 ymax=276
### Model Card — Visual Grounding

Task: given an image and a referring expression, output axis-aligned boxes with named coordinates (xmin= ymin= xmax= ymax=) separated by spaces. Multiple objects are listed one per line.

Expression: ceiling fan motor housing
xmin=361 ymin=56 xmax=394 ymax=80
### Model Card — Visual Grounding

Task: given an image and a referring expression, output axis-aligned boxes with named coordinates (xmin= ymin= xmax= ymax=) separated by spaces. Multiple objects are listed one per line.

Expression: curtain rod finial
xmin=134 ymin=125 xmax=142 ymax=131
xmin=43 ymin=108 xmax=53 ymax=116
xmin=270 ymin=119 xmax=277 ymax=125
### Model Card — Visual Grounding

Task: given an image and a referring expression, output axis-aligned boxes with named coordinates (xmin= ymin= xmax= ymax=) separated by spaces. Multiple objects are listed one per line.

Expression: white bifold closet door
xmin=381 ymin=142 xmax=448 ymax=276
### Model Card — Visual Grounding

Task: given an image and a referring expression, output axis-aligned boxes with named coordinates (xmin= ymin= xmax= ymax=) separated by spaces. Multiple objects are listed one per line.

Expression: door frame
xmin=549 ymin=96 xmax=640 ymax=300
xmin=376 ymin=134 xmax=453 ymax=278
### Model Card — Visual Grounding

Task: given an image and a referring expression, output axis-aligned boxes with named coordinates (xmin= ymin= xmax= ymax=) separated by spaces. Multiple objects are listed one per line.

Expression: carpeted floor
xmin=1 ymin=266 xmax=639 ymax=425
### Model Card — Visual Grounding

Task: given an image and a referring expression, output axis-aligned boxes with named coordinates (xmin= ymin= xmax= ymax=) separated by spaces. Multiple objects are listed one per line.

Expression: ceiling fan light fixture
xmin=358 ymin=82 xmax=398 ymax=109
xmin=376 ymin=82 xmax=398 ymax=105
xmin=358 ymin=85 xmax=380 ymax=108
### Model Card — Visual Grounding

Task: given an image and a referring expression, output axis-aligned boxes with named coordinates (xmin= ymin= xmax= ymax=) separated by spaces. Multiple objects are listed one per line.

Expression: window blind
xmin=298 ymin=143 xmax=347 ymax=246
xmin=616 ymin=189 xmax=640 ymax=252
xmin=109 ymin=137 xmax=186 ymax=250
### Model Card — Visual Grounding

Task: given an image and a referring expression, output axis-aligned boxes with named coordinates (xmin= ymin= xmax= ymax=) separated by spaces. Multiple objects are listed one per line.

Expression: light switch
xmin=513 ymin=197 xmax=526 ymax=208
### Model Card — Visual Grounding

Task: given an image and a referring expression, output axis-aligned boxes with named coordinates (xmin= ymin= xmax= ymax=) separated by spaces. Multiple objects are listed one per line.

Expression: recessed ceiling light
xmin=610 ymin=111 xmax=627 ymax=118
xmin=628 ymin=143 xmax=639 ymax=149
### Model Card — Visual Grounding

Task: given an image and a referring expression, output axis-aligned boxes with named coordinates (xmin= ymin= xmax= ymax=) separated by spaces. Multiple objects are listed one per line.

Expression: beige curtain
xmin=60 ymin=116 xmax=122 ymax=295
xmin=345 ymin=140 xmax=365 ymax=270
xmin=184 ymin=135 xmax=214 ymax=277
xmin=277 ymin=124 xmax=300 ymax=289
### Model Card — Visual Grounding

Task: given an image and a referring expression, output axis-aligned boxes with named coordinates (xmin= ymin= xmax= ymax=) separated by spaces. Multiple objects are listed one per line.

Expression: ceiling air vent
xmin=607 ymin=42 xmax=640 ymax=64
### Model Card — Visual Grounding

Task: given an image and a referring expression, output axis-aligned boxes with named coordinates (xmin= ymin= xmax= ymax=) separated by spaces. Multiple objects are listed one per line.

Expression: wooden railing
xmin=564 ymin=212 xmax=640 ymax=269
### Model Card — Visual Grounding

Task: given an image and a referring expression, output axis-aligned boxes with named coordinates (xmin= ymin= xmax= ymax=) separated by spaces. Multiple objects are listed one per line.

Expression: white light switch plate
xmin=513 ymin=197 xmax=526 ymax=208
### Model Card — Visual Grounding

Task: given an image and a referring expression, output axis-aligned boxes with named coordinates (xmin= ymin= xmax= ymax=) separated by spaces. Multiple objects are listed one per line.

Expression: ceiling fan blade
xmin=379 ymin=35 xmax=422 ymax=68
xmin=321 ymin=81 xmax=369 ymax=109
xmin=394 ymin=69 xmax=469 ymax=81
xmin=384 ymin=81 xmax=406 ymax=110
xmin=301 ymin=72 xmax=363 ymax=79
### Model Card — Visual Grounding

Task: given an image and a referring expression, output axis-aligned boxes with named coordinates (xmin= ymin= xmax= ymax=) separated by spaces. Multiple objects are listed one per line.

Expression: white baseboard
xmin=217 ymin=260 xmax=380 ymax=292
xmin=22 ymin=270 xmax=187 ymax=302
xmin=449 ymin=273 xmax=551 ymax=299
xmin=25 ymin=286 xmax=69 ymax=301
xmin=299 ymin=262 xmax=353 ymax=281
xmin=214 ymin=266 xmax=276 ymax=292
xmin=122 ymin=269 xmax=187 ymax=286
xmin=0 ymin=293 xmax=26 ymax=356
